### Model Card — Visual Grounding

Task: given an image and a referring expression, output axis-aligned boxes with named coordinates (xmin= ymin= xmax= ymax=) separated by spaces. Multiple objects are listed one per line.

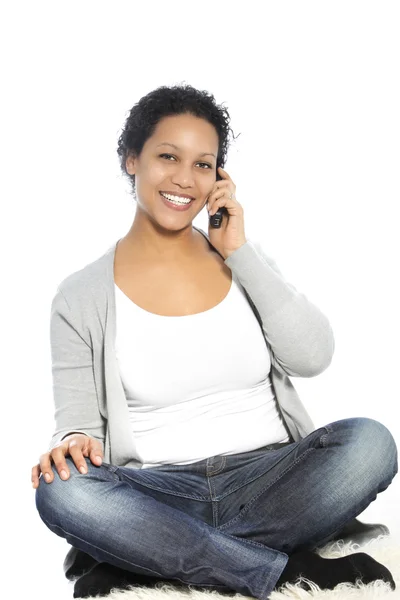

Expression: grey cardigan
xmin=48 ymin=226 xmax=335 ymax=468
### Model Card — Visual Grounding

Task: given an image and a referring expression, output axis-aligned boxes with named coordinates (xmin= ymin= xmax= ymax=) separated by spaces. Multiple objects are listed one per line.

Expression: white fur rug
xmin=70 ymin=535 xmax=400 ymax=599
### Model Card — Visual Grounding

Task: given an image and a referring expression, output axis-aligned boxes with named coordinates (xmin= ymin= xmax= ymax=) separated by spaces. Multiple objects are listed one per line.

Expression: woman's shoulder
xmin=53 ymin=244 xmax=114 ymax=312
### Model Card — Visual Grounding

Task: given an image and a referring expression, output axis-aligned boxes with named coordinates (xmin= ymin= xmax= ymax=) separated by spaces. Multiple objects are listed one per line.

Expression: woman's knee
xmin=35 ymin=457 xmax=79 ymax=520
xmin=35 ymin=456 xmax=122 ymax=523
xmin=350 ymin=417 xmax=398 ymax=482
xmin=35 ymin=456 xmax=104 ymax=524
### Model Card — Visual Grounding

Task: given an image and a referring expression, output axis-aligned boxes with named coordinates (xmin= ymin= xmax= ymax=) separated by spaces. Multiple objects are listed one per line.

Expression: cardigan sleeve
xmin=224 ymin=239 xmax=335 ymax=378
xmin=47 ymin=288 xmax=106 ymax=452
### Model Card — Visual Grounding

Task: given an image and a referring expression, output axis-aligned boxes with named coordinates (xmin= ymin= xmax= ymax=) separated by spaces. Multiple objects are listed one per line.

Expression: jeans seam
xmin=319 ymin=424 xmax=334 ymax=448
xmin=83 ymin=458 xmax=120 ymax=481
xmin=104 ymin=462 xmax=119 ymax=473
xmin=219 ymin=446 xmax=295 ymax=499
xmin=114 ymin=470 xmax=210 ymax=501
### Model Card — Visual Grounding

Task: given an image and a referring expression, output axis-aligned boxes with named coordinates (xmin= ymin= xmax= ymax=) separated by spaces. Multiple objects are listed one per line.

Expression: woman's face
xmin=125 ymin=113 xmax=219 ymax=218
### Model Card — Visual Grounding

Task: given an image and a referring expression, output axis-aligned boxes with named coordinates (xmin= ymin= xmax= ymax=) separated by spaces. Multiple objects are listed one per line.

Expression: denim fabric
xmin=35 ymin=417 xmax=398 ymax=600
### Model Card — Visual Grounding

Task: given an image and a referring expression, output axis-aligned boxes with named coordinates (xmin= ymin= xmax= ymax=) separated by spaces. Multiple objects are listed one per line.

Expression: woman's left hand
xmin=206 ymin=167 xmax=247 ymax=260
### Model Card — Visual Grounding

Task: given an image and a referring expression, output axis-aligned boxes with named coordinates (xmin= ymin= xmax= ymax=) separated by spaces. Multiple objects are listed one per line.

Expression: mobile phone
xmin=209 ymin=169 xmax=228 ymax=229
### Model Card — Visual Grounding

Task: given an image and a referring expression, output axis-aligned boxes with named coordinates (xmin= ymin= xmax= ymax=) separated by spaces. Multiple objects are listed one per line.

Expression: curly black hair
xmin=116 ymin=83 xmax=240 ymax=199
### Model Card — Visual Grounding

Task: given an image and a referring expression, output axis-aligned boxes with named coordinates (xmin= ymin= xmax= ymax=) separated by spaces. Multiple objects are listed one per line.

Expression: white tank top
xmin=115 ymin=271 xmax=290 ymax=469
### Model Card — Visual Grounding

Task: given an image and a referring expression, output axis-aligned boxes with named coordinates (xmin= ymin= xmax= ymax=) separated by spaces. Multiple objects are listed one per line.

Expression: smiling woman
xmin=114 ymin=86 xmax=244 ymax=261
xmin=116 ymin=84 xmax=234 ymax=201
xmin=114 ymin=86 xmax=240 ymax=260
xmin=34 ymin=83 xmax=398 ymax=600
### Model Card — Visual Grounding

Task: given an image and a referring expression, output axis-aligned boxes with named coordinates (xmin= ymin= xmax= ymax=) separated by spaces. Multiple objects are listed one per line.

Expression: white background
xmin=2 ymin=1 xmax=399 ymax=598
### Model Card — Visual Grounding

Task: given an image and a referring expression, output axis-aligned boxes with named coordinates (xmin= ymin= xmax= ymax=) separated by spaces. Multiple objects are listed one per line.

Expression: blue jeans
xmin=35 ymin=417 xmax=398 ymax=600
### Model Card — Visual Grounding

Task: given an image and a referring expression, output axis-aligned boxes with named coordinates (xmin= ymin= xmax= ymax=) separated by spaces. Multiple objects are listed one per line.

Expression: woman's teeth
xmin=160 ymin=192 xmax=192 ymax=205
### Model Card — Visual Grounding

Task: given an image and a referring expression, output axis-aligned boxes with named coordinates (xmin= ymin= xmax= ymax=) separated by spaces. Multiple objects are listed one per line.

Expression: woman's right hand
xmin=31 ymin=433 xmax=104 ymax=489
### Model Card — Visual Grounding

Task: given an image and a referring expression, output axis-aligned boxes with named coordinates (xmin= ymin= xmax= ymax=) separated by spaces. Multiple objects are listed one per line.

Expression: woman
xmin=33 ymin=84 xmax=398 ymax=599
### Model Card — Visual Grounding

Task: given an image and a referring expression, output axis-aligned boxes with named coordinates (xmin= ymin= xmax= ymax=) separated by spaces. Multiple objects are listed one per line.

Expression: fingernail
xmin=79 ymin=466 xmax=87 ymax=474
xmin=44 ymin=473 xmax=51 ymax=482
xmin=60 ymin=469 xmax=68 ymax=479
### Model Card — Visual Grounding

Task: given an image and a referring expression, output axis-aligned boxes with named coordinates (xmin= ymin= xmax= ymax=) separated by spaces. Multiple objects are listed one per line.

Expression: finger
xmin=208 ymin=179 xmax=230 ymax=202
xmin=209 ymin=200 xmax=223 ymax=216
xmin=68 ymin=442 xmax=90 ymax=474
xmin=39 ymin=451 xmax=57 ymax=484
xmin=217 ymin=166 xmax=230 ymax=180
xmin=207 ymin=186 xmax=224 ymax=207
xmin=51 ymin=447 xmax=71 ymax=481
xmin=214 ymin=179 xmax=231 ymax=190
xmin=31 ymin=463 xmax=41 ymax=489
xmin=89 ymin=442 xmax=103 ymax=466
xmin=208 ymin=188 xmax=233 ymax=213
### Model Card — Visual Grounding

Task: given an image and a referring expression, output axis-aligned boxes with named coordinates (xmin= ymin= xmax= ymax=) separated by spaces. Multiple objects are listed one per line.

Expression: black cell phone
xmin=209 ymin=169 xmax=228 ymax=229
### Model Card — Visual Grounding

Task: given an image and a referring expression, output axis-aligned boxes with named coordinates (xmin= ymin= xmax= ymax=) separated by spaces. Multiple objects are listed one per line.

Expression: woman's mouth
xmin=159 ymin=192 xmax=194 ymax=211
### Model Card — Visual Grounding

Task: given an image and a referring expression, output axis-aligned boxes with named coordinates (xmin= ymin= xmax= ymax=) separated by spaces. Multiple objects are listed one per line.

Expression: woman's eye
xmin=159 ymin=154 xmax=211 ymax=169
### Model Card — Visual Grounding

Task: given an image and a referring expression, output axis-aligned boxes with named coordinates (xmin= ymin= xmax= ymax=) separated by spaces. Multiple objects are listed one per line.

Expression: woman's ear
xmin=125 ymin=154 xmax=136 ymax=175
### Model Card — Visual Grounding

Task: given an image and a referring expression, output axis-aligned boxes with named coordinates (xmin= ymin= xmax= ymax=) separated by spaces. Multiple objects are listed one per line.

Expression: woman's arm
xmin=47 ymin=288 xmax=106 ymax=452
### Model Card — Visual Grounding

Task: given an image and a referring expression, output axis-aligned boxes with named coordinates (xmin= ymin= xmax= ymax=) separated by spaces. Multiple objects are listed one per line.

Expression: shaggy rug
xmin=70 ymin=534 xmax=400 ymax=599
